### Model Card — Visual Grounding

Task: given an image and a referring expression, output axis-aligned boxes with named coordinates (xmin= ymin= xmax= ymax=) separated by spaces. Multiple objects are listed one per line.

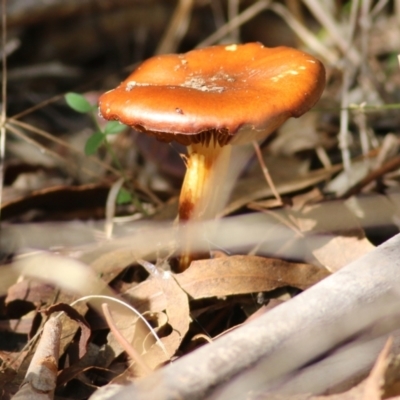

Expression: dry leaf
xmin=57 ymin=343 xmax=101 ymax=387
xmin=1 ymin=183 xmax=110 ymax=221
xmin=124 ymin=255 xmax=329 ymax=315
xmin=176 ymin=255 xmax=329 ymax=299
xmin=44 ymin=303 xmax=91 ymax=359
xmin=139 ymin=273 xmax=190 ymax=370
xmin=116 ymin=273 xmax=190 ymax=372
xmin=6 ymin=280 xmax=56 ymax=307
xmin=123 ymin=280 xmax=167 ymax=315
xmin=270 ymin=112 xmax=329 ymax=156
xmin=289 ymin=201 xmax=375 ymax=272
xmin=97 ymin=305 xmax=150 ymax=370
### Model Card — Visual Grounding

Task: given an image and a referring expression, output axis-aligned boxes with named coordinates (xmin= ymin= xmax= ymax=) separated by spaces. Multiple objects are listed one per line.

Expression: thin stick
xmin=12 ymin=317 xmax=61 ymax=400
xmin=252 ymin=141 xmax=282 ymax=204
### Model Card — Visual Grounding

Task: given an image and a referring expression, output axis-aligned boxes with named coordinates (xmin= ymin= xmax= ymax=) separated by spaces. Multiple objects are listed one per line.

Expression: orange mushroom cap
xmin=99 ymin=43 xmax=325 ymax=146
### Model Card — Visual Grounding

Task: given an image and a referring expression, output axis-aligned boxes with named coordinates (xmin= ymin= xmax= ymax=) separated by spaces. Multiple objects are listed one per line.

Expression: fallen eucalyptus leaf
xmin=176 ymin=255 xmax=329 ymax=299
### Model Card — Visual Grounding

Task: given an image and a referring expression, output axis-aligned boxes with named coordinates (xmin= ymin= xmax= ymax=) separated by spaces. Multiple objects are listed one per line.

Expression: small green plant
xmin=65 ymin=92 xmax=139 ymax=207
xmin=65 ymin=92 xmax=126 ymax=155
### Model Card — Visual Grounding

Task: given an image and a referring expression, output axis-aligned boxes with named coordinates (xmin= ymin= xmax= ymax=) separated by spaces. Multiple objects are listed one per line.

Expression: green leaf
xmin=117 ymin=187 xmax=133 ymax=204
xmin=65 ymin=92 xmax=94 ymax=113
xmin=85 ymin=132 xmax=105 ymax=155
xmin=104 ymin=121 xmax=127 ymax=135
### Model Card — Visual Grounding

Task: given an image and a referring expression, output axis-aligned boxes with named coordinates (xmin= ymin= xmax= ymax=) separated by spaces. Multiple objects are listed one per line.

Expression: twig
xmin=12 ymin=317 xmax=61 ymax=400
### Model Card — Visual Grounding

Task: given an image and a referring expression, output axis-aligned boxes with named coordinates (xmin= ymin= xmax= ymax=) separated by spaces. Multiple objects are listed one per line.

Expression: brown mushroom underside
xmin=99 ymin=43 xmax=325 ymax=146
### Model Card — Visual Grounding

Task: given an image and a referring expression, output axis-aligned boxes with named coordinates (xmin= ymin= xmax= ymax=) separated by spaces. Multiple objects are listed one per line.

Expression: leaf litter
xmin=1 ymin=184 xmax=389 ymax=398
xmin=0 ymin=203 xmax=380 ymax=398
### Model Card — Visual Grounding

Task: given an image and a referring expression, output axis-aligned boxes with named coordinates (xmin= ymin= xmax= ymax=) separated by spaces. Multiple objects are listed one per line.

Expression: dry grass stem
xmin=252 ymin=141 xmax=282 ymax=204
xmin=156 ymin=0 xmax=194 ymax=54
xmin=269 ymin=2 xmax=338 ymax=64
xmin=227 ymin=0 xmax=240 ymax=42
xmin=302 ymin=0 xmax=360 ymax=64
xmin=104 ymin=178 xmax=124 ymax=239
xmin=197 ymin=0 xmax=271 ymax=48
xmin=9 ymin=118 xmax=117 ymax=171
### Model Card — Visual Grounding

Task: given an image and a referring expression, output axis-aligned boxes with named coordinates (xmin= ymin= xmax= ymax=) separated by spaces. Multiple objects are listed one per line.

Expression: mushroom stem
xmin=178 ymin=142 xmax=232 ymax=270
xmin=179 ymin=142 xmax=232 ymax=221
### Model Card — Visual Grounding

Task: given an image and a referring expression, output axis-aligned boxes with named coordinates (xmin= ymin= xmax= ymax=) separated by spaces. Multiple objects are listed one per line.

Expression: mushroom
xmin=99 ymin=42 xmax=326 ymax=270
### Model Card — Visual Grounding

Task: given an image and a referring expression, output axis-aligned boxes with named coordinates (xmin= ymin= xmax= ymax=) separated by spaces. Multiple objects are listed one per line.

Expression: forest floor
xmin=2 ymin=1 xmax=400 ymax=399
